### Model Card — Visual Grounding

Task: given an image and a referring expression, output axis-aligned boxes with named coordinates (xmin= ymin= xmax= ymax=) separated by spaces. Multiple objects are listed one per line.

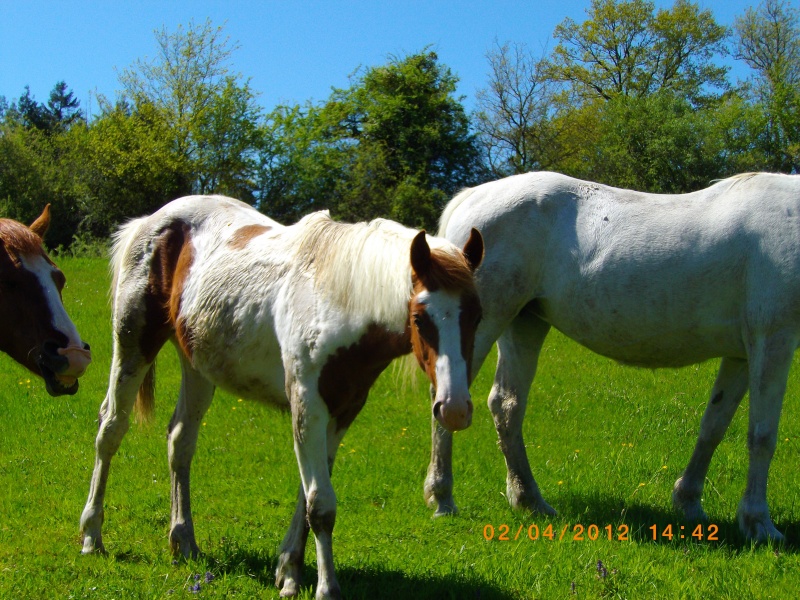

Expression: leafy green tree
xmin=118 ymin=19 xmax=262 ymax=199
xmin=259 ymin=51 xmax=481 ymax=229
xmin=73 ymin=101 xmax=187 ymax=238
xmin=9 ymin=82 xmax=83 ymax=133
xmin=551 ymin=0 xmax=728 ymax=104
xmin=734 ymin=0 xmax=800 ymax=172
xmin=571 ymin=91 xmax=729 ymax=191
xmin=46 ymin=81 xmax=84 ymax=131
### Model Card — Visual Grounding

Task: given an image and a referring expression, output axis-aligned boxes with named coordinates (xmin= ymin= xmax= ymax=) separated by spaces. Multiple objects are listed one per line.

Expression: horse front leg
xmin=80 ymin=355 xmax=150 ymax=554
xmin=489 ymin=313 xmax=554 ymax=515
xmin=673 ymin=357 xmax=748 ymax=521
xmin=167 ymin=353 xmax=215 ymax=558
xmin=284 ymin=374 xmax=341 ymax=600
xmin=424 ymin=390 xmax=457 ymax=516
xmin=424 ymin=326 xmax=497 ymax=516
xmin=737 ymin=333 xmax=795 ymax=542
xmin=277 ymin=424 xmax=347 ymax=598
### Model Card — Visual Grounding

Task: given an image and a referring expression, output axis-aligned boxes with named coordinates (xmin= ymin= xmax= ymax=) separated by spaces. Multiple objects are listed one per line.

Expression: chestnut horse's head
xmin=0 ymin=206 xmax=91 ymax=396
xmin=409 ymin=228 xmax=484 ymax=432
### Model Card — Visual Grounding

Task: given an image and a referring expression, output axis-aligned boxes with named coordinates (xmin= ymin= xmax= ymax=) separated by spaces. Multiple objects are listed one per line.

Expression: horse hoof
xmin=738 ymin=511 xmax=784 ymax=543
xmin=279 ymin=578 xmax=299 ymax=598
xmin=81 ymin=537 xmax=107 ymax=555
xmin=672 ymin=480 xmax=708 ymax=522
xmin=315 ymin=582 xmax=342 ymax=600
xmin=509 ymin=492 xmax=557 ymax=516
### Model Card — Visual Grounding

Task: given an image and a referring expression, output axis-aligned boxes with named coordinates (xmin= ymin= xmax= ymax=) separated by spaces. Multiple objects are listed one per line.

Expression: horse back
xmin=442 ymin=172 xmax=800 ymax=367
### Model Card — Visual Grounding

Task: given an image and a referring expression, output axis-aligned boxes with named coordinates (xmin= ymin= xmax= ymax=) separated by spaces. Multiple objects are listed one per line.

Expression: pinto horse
xmin=80 ymin=195 xmax=483 ymax=599
xmin=0 ymin=206 xmax=91 ymax=395
xmin=428 ymin=171 xmax=800 ymax=542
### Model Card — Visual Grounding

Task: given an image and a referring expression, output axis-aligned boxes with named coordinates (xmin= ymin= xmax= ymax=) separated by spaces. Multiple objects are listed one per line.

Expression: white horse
xmin=428 ymin=171 xmax=800 ymax=542
xmin=79 ymin=195 xmax=484 ymax=599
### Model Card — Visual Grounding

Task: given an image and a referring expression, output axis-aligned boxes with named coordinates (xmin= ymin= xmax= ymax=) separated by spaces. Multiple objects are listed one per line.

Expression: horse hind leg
xmin=168 ymin=351 xmax=215 ymax=558
xmin=488 ymin=312 xmax=555 ymax=515
xmin=80 ymin=344 xmax=152 ymax=554
xmin=737 ymin=333 xmax=795 ymax=542
xmin=673 ymin=357 xmax=748 ymax=521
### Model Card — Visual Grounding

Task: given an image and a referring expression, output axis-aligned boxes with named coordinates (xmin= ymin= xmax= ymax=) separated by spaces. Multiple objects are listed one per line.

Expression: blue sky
xmin=1 ymin=0 xmax=756 ymax=118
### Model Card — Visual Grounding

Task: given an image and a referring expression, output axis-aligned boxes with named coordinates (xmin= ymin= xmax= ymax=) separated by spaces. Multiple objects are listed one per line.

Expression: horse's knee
xmin=747 ymin=427 xmax=777 ymax=457
xmin=96 ymin=416 xmax=129 ymax=456
xmin=306 ymin=490 xmax=336 ymax=535
xmin=488 ymin=387 xmax=524 ymax=434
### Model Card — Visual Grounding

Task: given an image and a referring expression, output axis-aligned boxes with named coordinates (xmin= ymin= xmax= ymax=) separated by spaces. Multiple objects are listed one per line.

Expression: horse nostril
xmin=83 ymin=342 xmax=91 ymax=351
xmin=433 ymin=402 xmax=442 ymax=418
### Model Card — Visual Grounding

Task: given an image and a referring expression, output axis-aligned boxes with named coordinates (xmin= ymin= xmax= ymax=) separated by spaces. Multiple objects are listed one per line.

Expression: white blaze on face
xmin=423 ymin=289 xmax=472 ymax=427
xmin=20 ymin=253 xmax=85 ymax=350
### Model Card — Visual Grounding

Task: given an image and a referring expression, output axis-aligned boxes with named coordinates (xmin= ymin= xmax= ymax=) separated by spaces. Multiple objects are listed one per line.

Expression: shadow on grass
xmin=556 ymin=491 xmax=800 ymax=552
xmin=196 ymin=545 xmax=516 ymax=600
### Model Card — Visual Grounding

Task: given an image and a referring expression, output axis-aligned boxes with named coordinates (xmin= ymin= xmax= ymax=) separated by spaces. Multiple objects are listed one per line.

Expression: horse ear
xmin=410 ymin=230 xmax=431 ymax=278
xmin=29 ymin=204 xmax=51 ymax=239
xmin=462 ymin=228 xmax=484 ymax=272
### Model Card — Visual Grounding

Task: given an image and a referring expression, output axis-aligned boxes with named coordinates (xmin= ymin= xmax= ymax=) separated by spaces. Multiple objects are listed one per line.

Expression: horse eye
xmin=412 ymin=314 xmax=422 ymax=327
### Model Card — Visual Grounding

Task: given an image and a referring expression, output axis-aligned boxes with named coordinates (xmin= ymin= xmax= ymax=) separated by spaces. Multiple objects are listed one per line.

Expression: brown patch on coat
xmin=318 ymin=324 xmax=411 ymax=431
xmin=140 ymin=221 xmax=195 ymax=362
xmin=409 ymin=281 xmax=439 ymax=387
xmin=228 ymin=224 xmax=271 ymax=250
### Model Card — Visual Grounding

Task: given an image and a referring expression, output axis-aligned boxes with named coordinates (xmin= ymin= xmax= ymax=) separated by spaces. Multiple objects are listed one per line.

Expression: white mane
xmin=294 ymin=212 xmax=423 ymax=327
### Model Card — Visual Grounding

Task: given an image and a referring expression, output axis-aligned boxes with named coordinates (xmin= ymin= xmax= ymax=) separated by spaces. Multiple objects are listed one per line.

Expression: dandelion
xmin=662 ymin=465 xmax=668 ymax=470
xmin=558 ymin=481 xmax=564 ymax=485
xmin=638 ymin=482 xmax=646 ymax=487
xmin=238 ymin=398 xmax=243 ymax=403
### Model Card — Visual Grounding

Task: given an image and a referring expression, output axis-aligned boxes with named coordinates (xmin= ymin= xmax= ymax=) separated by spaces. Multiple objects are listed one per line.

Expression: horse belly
xmin=539 ymin=283 xmax=747 ymax=368
xmin=187 ymin=316 xmax=289 ymax=406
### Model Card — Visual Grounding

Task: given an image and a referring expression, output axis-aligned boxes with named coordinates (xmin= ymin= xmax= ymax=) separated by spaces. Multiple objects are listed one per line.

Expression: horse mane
xmin=0 ymin=219 xmax=46 ymax=256
xmin=294 ymin=211 xmax=466 ymax=328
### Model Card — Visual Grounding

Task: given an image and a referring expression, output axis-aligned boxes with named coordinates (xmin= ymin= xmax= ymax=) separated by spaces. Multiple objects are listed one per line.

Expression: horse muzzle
xmin=37 ymin=340 xmax=92 ymax=396
xmin=433 ymin=395 xmax=473 ymax=432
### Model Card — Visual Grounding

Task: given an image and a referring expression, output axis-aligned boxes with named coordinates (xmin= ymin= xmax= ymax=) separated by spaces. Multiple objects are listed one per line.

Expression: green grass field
xmin=2 ymin=256 xmax=800 ymax=599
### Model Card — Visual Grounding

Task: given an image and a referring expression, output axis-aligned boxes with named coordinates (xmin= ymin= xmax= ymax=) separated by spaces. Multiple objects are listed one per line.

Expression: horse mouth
xmin=38 ymin=362 xmax=80 ymax=396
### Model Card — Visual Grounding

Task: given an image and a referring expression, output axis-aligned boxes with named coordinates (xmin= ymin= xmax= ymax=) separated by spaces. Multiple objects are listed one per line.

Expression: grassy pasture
xmin=2 ymin=256 xmax=800 ymax=599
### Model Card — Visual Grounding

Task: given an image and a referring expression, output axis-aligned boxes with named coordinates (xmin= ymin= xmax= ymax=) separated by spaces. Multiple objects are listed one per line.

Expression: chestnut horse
xmin=0 ymin=206 xmax=91 ymax=395
xmin=80 ymin=195 xmax=483 ymax=599
xmin=429 ymin=171 xmax=800 ymax=542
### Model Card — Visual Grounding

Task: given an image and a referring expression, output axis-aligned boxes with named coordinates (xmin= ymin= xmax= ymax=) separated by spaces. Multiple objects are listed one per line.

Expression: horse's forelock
xmin=415 ymin=247 xmax=476 ymax=294
xmin=0 ymin=219 xmax=47 ymax=258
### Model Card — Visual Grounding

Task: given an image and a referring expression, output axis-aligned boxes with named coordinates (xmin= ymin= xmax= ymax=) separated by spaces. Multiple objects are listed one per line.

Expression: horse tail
xmin=438 ymin=186 xmax=476 ymax=238
xmin=134 ymin=362 xmax=156 ymax=424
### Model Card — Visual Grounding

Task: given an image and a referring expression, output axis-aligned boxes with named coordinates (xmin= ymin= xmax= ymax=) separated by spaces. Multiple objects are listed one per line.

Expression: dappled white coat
xmin=429 ymin=171 xmax=800 ymax=542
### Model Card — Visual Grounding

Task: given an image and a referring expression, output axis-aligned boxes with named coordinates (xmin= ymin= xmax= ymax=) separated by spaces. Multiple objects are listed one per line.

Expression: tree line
xmin=1 ymin=0 xmax=798 ymax=249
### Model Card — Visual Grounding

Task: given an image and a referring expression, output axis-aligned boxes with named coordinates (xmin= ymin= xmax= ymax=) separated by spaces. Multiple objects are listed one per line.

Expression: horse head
xmin=0 ymin=205 xmax=91 ymax=396
xmin=409 ymin=228 xmax=484 ymax=432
